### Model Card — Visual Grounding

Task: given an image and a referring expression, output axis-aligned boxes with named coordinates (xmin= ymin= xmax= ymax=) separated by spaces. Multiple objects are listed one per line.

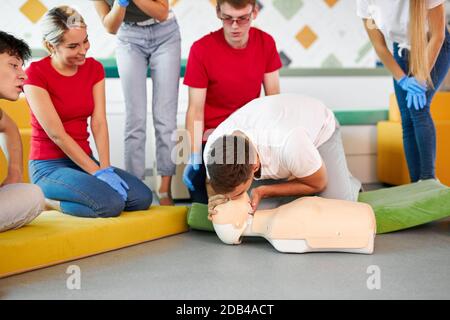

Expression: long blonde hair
xmin=409 ymin=0 xmax=432 ymax=87
xmin=40 ymin=6 xmax=86 ymax=54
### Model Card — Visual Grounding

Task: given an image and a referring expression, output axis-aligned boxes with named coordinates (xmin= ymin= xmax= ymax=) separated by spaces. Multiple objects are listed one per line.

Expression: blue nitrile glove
xmin=117 ymin=0 xmax=130 ymax=7
xmin=406 ymin=91 xmax=427 ymax=110
xmin=182 ymin=153 xmax=202 ymax=191
xmin=397 ymin=76 xmax=427 ymax=94
xmin=93 ymin=167 xmax=129 ymax=201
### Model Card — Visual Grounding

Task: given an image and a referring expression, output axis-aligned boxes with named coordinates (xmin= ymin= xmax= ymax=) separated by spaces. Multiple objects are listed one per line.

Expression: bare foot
xmin=45 ymin=198 xmax=61 ymax=211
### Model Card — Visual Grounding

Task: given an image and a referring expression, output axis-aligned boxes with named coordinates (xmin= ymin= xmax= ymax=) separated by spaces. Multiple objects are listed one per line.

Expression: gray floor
xmin=0 ymin=216 xmax=449 ymax=300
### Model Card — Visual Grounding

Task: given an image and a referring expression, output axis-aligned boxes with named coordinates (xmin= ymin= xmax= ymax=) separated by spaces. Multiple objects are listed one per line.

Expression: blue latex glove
xmin=94 ymin=167 xmax=129 ymax=201
xmin=397 ymin=76 xmax=427 ymax=94
xmin=182 ymin=153 xmax=202 ymax=191
xmin=117 ymin=0 xmax=130 ymax=7
xmin=406 ymin=91 xmax=427 ymax=110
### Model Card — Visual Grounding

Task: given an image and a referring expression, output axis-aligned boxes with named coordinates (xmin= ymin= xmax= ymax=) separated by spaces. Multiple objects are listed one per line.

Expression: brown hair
xmin=409 ymin=0 xmax=433 ymax=87
xmin=40 ymin=5 xmax=86 ymax=54
xmin=0 ymin=31 xmax=31 ymax=61
xmin=216 ymin=0 xmax=256 ymax=10
xmin=206 ymin=135 xmax=257 ymax=194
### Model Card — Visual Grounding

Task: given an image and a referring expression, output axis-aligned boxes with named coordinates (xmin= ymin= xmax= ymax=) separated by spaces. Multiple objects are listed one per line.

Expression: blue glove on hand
xmin=397 ymin=76 xmax=427 ymax=94
xmin=117 ymin=0 xmax=130 ymax=7
xmin=406 ymin=91 xmax=427 ymax=110
xmin=182 ymin=153 xmax=202 ymax=192
xmin=94 ymin=167 xmax=129 ymax=201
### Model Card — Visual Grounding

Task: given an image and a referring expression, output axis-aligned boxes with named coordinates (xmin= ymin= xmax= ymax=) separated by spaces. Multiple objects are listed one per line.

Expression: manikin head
xmin=40 ymin=6 xmax=89 ymax=68
xmin=207 ymin=134 xmax=260 ymax=200
xmin=0 ymin=31 xmax=30 ymax=101
xmin=216 ymin=0 xmax=258 ymax=49
xmin=212 ymin=192 xmax=253 ymax=245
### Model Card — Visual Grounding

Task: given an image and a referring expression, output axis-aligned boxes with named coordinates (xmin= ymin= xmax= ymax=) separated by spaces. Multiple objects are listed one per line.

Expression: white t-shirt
xmin=203 ymin=94 xmax=336 ymax=180
xmin=356 ymin=0 xmax=445 ymax=50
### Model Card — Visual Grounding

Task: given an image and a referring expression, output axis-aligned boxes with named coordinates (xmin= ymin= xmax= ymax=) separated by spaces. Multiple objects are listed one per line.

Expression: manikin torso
xmin=212 ymin=193 xmax=376 ymax=254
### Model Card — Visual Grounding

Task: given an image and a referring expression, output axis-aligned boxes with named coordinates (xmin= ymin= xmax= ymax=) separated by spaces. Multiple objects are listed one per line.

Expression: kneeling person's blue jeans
xmin=29 ymin=158 xmax=153 ymax=218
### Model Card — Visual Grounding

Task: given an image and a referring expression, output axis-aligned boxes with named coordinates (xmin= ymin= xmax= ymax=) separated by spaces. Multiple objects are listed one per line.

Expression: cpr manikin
xmin=211 ymin=194 xmax=376 ymax=254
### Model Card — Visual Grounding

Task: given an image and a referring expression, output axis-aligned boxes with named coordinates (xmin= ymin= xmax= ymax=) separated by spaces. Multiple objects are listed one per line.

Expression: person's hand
xmin=250 ymin=187 xmax=265 ymax=213
xmin=182 ymin=153 xmax=202 ymax=191
xmin=406 ymin=91 xmax=427 ymax=110
xmin=117 ymin=0 xmax=130 ymax=7
xmin=207 ymin=194 xmax=230 ymax=221
xmin=397 ymin=76 xmax=427 ymax=94
xmin=93 ymin=167 xmax=129 ymax=201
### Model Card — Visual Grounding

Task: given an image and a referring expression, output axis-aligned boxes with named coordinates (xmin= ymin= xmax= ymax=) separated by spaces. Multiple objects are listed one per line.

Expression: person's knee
xmin=133 ymin=184 xmax=153 ymax=210
xmin=24 ymin=184 xmax=45 ymax=213
xmin=95 ymin=195 xmax=125 ymax=218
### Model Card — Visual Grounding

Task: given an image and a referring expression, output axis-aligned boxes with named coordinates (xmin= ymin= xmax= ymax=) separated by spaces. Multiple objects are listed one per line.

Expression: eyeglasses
xmin=218 ymin=9 xmax=254 ymax=26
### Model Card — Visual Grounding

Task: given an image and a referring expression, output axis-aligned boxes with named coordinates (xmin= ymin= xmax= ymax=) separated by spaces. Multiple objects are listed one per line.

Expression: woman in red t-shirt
xmin=24 ymin=6 xmax=152 ymax=218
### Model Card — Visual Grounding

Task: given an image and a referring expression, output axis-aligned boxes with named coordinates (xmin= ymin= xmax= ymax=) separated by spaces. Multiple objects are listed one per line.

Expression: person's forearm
xmin=373 ymin=45 xmax=406 ymax=80
xmin=258 ymin=180 xmax=323 ymax=199
xmin=91 ymin=121 xmax=111 ymax=169
xmin=132 ymin=0 xmax=169 ymax=21
xmin=52 ymin=133 xmax=100 ymax=174
xmin=0 ymin=122 xmax=23 ymax=177
xmin=427 ymin=35 xmax=446 ymax=74
xmin=186 ymin=106 xmax=204 ymax=154
xmin=101 ymin=2 xmax=126 ymax=34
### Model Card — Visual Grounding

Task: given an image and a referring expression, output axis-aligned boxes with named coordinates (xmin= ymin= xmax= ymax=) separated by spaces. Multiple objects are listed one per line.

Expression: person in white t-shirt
xmin=357 ymin=0 xmax=450 ymax=183
xmin=203 ymin=94 xmax=361 ymax=212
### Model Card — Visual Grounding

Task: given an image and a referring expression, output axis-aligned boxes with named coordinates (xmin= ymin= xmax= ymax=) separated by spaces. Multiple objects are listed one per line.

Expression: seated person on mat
xmin=23 ymin=6 xmax=152 ymax=218
xmin=204 ymin=93 xmax=361 ymax=214
xmin=0 ymin=31 xmax=44 ymax=232
xmin=210 ymin=192 xmax=376 ymax=254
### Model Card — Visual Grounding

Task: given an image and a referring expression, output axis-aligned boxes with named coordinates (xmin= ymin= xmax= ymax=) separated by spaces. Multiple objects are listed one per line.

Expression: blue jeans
xmin=393 ymin=28 xmax=450 ymax=182
xmin=188 ymin=143 xmax=209 ymax=204
xmin=29 ymin=158 xmax=153 ymax=218
xmin=116 ymin=17 xmax=181 ymax=179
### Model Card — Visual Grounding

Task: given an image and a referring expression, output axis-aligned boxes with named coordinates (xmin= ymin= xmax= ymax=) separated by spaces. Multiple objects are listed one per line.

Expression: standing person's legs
xmin=0 ymin=183 xmax=44 ymax=232
xmin=116 ymin=24 xmax=150 ymax=180
xmin=418 ymin=30 xmax=450 ymax=180
xmin=29 ymin=159 xmax=126 ymax=218
xmin=149 ymin=19 xmax=182 ymax=203
xmin=317 ymin=124 xmax=361 ymax=202
xmin=394 ymin=42 xmax=434 ymax=182
xmin=393 ymin=36 xmax=450 ymax=181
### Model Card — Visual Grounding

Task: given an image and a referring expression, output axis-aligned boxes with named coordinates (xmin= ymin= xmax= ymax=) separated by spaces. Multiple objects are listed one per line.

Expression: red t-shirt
xmin=183 ymin=27 xmax=282 ymax=135
xmin=24 ymin=56 xmax=105 ymax=160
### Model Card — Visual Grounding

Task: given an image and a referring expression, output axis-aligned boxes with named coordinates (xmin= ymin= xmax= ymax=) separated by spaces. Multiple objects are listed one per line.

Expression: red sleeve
xmin=183 ymin=42 xmax=208 ymax=88
xmin=264 ymin=34 xmax=282 ymax=73
xmin=24 ymin=62 xmax=48 ymax=90
xmin=92 ymin=59 xmax=105 ymax=85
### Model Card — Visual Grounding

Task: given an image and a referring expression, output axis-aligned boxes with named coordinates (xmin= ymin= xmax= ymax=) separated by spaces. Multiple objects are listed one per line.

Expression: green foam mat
xmin=187 ymin=180 xmax=450 ymax=234
xmin=358 ymin=179 xmax=450 ymax=234
xmin=187 ymin=203 xmax=214 ymax=232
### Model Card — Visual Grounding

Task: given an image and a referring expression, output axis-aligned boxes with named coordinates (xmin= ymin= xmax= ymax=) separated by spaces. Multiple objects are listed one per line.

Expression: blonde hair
xmin=409 ymin=0 xmax=433 ymax=87
xmin=40 ymin=6 xmax=86 ymax=54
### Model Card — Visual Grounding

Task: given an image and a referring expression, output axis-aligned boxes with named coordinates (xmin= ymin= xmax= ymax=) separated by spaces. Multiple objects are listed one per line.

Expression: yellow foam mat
xmin=0 ymin=206 xmax=188 ymax=278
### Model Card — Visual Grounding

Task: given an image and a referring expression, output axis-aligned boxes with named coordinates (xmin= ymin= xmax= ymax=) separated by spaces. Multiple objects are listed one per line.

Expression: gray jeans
xmin=116 ymin=18 xmax=181 ymax=179
xmin=0 ymin=183 xmax=44 ymax=232
xmin=250 ymin=124 xmax=361 ymax=209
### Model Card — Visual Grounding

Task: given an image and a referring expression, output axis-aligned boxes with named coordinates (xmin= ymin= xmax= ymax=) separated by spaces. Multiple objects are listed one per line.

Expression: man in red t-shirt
xmin=183 ymin=0 xmax=282 ymax=203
